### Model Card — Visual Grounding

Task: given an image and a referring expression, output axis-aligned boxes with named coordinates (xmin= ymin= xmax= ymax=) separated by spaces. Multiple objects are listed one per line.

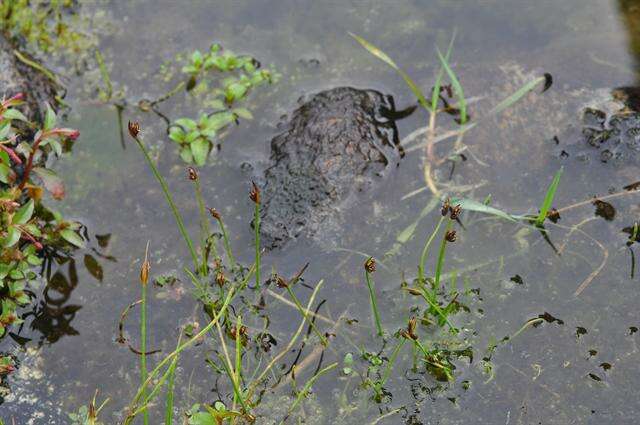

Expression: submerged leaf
xmin=451 ymin=197 xmax=523 ymax=222
xmin=60 ymin=229 xmax=85 ymax=248
xmin=32 ymin=167 xmax=65 ymax=199
xmin=350 ymin=33 xmax=430 ymax=111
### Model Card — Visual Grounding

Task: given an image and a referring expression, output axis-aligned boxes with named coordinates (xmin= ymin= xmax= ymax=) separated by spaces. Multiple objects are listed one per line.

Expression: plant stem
xmin=285 ymin=285 xmax=327 ymax=346
xmin=193 ymin=176 xmax=214 ymax=275
xmin=245 ymin=280 xmax=324 ymax=402
xmin=164 ymin=333 xmax=181 ymax=425
xmin=434 ymin=219 xmax=453 ymax=289
xmin=365 ymin=269 xmax=384 ymax=337
xmin=132 ymin=134 xmax=199 ymax=271
xmin=380 ymin=339 xmax=406 ymax=387
xmin=124 ymin=265 xmax=254 ymax=423
xmin=418 ymin=215 xmax=446 ymax=283
xmin=140 ymin=281 xmax=148 ymax=425
xmin=254 ymin=200 xmax=261 ymax=288
xmin=280 ymin=362 xmax=338 ymax=424
xmin=215 ymin=215 xmax=236 ymax=270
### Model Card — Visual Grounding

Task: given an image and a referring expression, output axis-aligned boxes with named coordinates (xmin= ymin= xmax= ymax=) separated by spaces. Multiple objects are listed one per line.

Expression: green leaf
xmin=0 ymin=121 xmax=12 ymax=139
xmin=225 ymin=82 xmax=247 ymax=103
xmin=3 ymin=108 xmax=28 ymax=122
xmin=350 ymin=33 xmax=430 ymax=111
xmin=175 ymin=118 xmax=198 ymax=131
xmin=60 ymin=229 xmax=85 ymax=248
xmin=2 ymin=226 xmax=21 ymax=248
xmin=13 ymin=199 xmax=34 ymax=225
xmin=436 ymin=47 xmax=467 ymax=124
xmin=204 ymin=112 xmax=234 ymax=132
xmin=180 ymin=146 xmax=193 ymax=163
xmin=191 ymin=138 xmax=209 ymax=166
xmin=191 ymin=50 xmax=203 ymax=67
xmin=233 ymin=108 xmax=253 ymax=120
xmin=204 ymin=98 xmax=225 ymax=110
xmin=451 ymin=197 xmax=524 ymax=222
xmin=0 ymin=163 xmax=10 ymax=184
xmin=43 ymin=103 xmax=56 ymax=130
xmin=535 ymin=168 xmax=563 ymax=227
xmin=489 ymin=74 xmax=549 ymax=117
xmin=188 ymin=412 xmax=216 ymax=425
xmin=184 ymin=131 xmax=200 ymax=144
xmin=168 ymin=126 xmax=186 ymax=143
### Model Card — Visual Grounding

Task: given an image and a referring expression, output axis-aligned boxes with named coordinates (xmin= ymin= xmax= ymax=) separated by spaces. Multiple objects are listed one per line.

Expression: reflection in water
xmin=8 ymin=232 xmax=114 ymax=347
xmin=19 ymin=258 xmax=82 ymax=346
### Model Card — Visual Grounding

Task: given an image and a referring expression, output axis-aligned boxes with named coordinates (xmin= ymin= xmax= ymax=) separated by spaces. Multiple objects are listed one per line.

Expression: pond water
xmin=2 ymin=0 xmax=640 ymax=423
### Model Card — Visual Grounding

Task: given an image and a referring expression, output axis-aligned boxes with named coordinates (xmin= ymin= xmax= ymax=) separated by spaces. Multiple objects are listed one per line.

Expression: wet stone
xmin=259 ymin=87 xmax=405 ymax=249
xmin=557 ymin=107 xmax=640 ymax=166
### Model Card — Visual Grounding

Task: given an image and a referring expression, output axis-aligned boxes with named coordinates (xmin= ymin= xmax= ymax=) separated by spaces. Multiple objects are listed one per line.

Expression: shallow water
xmin=3 ymin=0 xmax=640 ymax=423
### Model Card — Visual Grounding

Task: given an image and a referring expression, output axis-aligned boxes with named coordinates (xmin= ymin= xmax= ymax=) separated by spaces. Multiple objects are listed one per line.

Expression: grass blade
xmin=431 ymin=31 xmax=457 ymax=112
xmin=535 ymin=167 xmax=563 ymax=227
xmin=435 ymin=47 xmax=466 ymax=124
xmin=489 ymin=74 xmax=549 ymax=117
xmin=350 ymin=33 xmax=431 ymax=111
xmin=451 ymin=197 xmax=523 ymax=222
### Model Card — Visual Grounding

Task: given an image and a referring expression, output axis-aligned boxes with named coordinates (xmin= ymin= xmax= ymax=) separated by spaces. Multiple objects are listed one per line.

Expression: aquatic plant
xmin=0 ymin=95 xmax=82 ymax=341
xmin=0 ymin=0 xmax=98 ymax=57
xmin=164 ymin=44 xmax=276 ymax=166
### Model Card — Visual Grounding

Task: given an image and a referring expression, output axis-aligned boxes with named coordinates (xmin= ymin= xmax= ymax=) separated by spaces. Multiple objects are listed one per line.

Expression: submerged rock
xmin=0 ymin=35 xmax=60 ymax=122
xmin=553 ymin=88 xmax=640 ymax=166
xmin=260 ymin=87 xmax=408 ymax=249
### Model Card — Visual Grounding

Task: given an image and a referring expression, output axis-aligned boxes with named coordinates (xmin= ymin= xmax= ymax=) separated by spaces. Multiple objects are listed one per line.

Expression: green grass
xmin=535 ymin=167 xmax=563 ymax=227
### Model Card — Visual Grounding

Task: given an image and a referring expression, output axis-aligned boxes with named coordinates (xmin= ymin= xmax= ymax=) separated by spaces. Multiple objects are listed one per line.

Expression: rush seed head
xmin=364 ymin=257 xmax=376 ymax=273
xmin=445 ymin=230 xmax=457 ymax=243
xmin=441 ymin=198 xmax=451 ymax=216
xmin=128 ymin=121 xmax=140 ymax=138
xmin=187 ymin=166 xmax=198 ymax=181
xmin=449 ymin=204 xmax=462 ymax=220
xmin=249 ymin=181 xmax=260 ymax=204
xmin=208 ymin=207 xmax=221 ymax=220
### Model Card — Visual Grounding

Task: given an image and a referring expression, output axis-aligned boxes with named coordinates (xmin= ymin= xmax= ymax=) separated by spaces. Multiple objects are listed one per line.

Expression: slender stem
xmin=380 ymin=339 xmax=406 ymax=387
xmin=434 ymin=219 xmax=453 ymax=289
xmin=193 ymin=177 xmax=213 ymax=275
xmin=215 ymin=215 xmax=236 ymax=269
xmin=132 ymin=135 xmax=199 ymax=271
xmin=418 ymin=215 xmax=446 ymax=283
xmin=280 ymin=362 xmax=338 ymax=424
xmin=365 ymin=269 xmax=383 ymax=337
xmin=234 ymin=315 xmax=244 ymax=419
xmin=285 ymin=285 xmax=327 ymax=346
xmin=124 ymin=265 xmax=254 ymax=422
xmin=246 ymin=280 xmax=324 ymax=401
xmin=140 ymin=282 xmax=148 ymax=425
xmin=164 ymin=335 xmax=181 ymax=425
xmin=254 ymin=201 xmax=261 ymax=287
xmin=18 ymin=134 xmax=44 ymax=190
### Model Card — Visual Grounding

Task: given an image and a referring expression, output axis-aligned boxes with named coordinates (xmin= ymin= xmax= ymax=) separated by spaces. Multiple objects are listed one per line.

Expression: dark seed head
xmin=275 ymin=275 xmax=287 ymax=288
xmin=445 ymin=230 xmax=457 ymax=243
xmin=441 ymin=198 xmax=451 ymax=216
xmin=208 ymin=207 xmax=221 ymax=220
xmin=249 ymin=181 xmax=260 ymax=204
xmin=128 ymin=121 xmax=140 ymax=138
xmin=215 ymin=271 xmax=226 ymax=287
xmin=187 ymin=167 xmax=198 ymax=181
xmin=450 ymin=204 xmax=462 ymax=220
xmin=364 ymin=257 xmax=376 ymax=273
